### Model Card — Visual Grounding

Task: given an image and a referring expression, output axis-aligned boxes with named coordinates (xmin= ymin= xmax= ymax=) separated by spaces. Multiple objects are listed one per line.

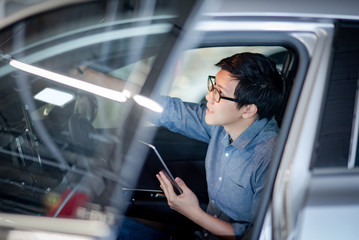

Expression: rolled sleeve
xmin=233 ymin=222 xmax=250 ymax=239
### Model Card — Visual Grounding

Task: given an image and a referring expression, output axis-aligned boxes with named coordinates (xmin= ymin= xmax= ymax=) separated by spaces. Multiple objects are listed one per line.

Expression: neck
xmin=225 ymin=116 xmax=258 ymax=141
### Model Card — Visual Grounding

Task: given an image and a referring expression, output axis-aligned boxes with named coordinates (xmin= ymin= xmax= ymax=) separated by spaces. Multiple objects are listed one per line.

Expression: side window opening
xmin=312 ymin=20 xmax=359 ymax=169
xmin=168 ymin=46 xmax=288 ymax=103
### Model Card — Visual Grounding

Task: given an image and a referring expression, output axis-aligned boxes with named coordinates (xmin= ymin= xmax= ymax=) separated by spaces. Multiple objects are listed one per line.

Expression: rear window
xmin=312 ymin=20 xmax=359 ymax=169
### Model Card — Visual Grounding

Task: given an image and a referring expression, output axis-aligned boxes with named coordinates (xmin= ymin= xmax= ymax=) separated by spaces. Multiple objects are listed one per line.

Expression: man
xmin=73 ymin=52 xmax=284 ymax=239
xmin=155 ymin=52 xmax=284 ymax=239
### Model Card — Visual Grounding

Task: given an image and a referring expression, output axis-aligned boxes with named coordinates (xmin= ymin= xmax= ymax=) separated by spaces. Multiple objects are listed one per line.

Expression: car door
xmin=260 ymin=17 xmax=359 ymax=240
xmin=0 ymin=0 xmax=205 ymax=238
xmin=294 ymin=20 xmax=359 ymax=240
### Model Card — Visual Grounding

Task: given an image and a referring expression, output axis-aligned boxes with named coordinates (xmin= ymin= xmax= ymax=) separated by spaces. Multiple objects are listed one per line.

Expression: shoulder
xmin=250 ymin=118 xmax=279 ymax=164
xmin=261 ymin=117 xmax=280 ymax=135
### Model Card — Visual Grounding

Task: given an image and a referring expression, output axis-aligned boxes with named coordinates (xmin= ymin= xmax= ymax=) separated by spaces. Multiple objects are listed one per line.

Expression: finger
xmin=175 ymin=177 xmax=184 ymax=187
xmin=174 ymin=177 xmax=188 ymax=192
xmin=159 ymin=171 xmax=176 ymax=198
xmin=156 ymin=173 xmax=170 ymax=196
xmin=156 ymin=174 xmax=165 ymax=189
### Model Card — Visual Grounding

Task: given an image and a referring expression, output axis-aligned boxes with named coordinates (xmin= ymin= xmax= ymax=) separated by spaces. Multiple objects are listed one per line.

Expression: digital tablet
xmin=138 ymin=140 xmax=183 ymax=195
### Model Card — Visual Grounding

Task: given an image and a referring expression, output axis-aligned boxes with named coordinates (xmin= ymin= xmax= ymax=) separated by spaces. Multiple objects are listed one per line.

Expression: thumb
xmin=175 ymin=177 xmax=188 ymax=189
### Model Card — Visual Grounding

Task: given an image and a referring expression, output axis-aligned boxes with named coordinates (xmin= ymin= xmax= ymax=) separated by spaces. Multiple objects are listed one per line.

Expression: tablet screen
xmin=139 ymin=140 xmax=183 ymax=195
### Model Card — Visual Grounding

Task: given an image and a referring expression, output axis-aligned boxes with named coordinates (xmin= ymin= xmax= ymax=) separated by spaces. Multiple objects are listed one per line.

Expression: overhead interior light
xmin=133 ymin=94 xmax=163 ymax=113
xmin=34 ymin=88 xmax=74 ymax=107
xmin=9 ymin=59 xmax=127 ymax=103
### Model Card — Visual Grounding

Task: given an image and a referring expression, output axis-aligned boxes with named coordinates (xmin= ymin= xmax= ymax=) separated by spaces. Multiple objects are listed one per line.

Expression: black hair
xmin=215 ymin=52 xmax=285 ymax=119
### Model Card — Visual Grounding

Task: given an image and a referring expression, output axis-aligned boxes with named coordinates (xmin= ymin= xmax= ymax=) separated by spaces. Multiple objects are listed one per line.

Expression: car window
xmin=167 ymin=46 xmax=287 ymax=103
xmin=312 ymin=20 xmax=359 ymax=169
xmin=0 ymin=0 xmax=196 ymax=220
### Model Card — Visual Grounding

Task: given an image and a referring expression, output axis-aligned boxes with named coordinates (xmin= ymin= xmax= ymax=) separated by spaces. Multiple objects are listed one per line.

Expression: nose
xmin=206 ymin=91 xmax=214 ymax=104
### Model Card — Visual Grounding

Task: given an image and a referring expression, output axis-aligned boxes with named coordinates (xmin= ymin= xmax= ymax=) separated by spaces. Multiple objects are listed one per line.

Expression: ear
xmin=242 ymin=104 xmax=258 ymax=119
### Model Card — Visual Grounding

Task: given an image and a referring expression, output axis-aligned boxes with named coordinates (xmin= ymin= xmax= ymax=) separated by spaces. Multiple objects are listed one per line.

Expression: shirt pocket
xmin=228 ymin=173 xmax=247 ymax=189
xmin=226 ymin=161 xmax=252 ymax=190
xmin=224 ymin=168 xmax=253 ymax=215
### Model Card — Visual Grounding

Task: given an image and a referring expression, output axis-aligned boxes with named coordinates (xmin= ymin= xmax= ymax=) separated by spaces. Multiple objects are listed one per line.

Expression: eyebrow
xmin=215 ymin=82 xmax=229 ymax=94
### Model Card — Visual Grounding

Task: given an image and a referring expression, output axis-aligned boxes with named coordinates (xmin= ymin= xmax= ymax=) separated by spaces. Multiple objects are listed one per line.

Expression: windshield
xmin=0 ymin=0 xmax=194 ymax=221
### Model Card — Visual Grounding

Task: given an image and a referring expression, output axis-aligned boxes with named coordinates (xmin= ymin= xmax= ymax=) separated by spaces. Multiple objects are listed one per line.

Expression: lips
xmin=206 ymin=103 xmax=213 ymax=113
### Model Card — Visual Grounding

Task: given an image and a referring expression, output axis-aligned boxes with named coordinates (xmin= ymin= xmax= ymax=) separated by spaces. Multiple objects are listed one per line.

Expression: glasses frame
xmin=207 ymin=75 xmax=240 ymax=103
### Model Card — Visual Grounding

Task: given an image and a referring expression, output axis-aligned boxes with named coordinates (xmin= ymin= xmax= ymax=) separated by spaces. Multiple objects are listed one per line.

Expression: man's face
xmin=205 ymin=69 xmax=245 ymax=128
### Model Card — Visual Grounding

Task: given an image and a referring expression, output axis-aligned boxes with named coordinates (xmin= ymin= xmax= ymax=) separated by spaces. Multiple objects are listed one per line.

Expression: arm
xmin=156 ymin=171 xmax=236 ymax=240
xmin=69 ymin=65 xmax=139 ymax=92
xmin=71 ymin=66 xmax=212 ymax=143
xmin=157 ymin=96 xmax=212 ymax=143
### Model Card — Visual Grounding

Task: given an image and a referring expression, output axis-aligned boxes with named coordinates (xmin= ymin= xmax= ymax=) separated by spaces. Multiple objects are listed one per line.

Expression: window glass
xmin=0 ymin=0 xmax=192 ymax=219
xmin=312 ymin=21 xmax=359 ymax=169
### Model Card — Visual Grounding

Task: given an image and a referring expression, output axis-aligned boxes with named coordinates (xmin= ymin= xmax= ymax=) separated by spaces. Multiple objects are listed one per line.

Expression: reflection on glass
xmin=10 ymin=59 xmax=127 ymax=103
xmin=34 ymin=88 xmax=74 ymax=107
xmin=133 ymin=94 xmax=163 ymax=113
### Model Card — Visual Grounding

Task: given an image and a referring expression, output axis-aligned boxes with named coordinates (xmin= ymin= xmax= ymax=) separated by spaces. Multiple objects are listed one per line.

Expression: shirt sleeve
xmin=155 ymin=96 xmax=212 ymax=143
xmin=233 ymin=222 xmax=251 ymax=239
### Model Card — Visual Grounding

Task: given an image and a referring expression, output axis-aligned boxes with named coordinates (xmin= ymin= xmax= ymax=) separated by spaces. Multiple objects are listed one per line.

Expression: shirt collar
xmin=221 ymin=118 xmax=271 ymax=150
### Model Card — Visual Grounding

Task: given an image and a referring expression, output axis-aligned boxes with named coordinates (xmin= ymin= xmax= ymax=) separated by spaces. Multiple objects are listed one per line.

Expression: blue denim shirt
xmin=156 ymin=96 xmax=279 ymax=238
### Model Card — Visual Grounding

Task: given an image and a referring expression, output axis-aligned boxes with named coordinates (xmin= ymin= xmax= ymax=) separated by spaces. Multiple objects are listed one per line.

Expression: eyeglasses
xmin=207 ymin=75 xmax=239 ymax=103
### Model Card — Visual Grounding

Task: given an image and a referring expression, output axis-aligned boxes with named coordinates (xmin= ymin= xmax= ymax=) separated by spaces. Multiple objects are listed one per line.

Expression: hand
xmin=156 ymin=171 xmax=202 ymax=220
xmin=156 ymin=171 xmax=235 ymax=239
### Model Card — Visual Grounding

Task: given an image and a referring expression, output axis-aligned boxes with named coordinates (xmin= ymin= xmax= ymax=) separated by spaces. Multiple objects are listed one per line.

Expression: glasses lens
xmin=213 ymin=88 xmax=220 ymax=102
xmin=208 ymin=76 xmax=214 ymax=92
xmin=207 ymin=76 xmax=220 ymax=102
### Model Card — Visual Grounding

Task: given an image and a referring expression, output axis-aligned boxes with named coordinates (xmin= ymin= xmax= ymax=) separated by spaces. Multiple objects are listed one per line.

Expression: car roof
xmin=0 ymin=0 xmax=87 ymax=30
xmin=205 ymin=0 xmax=359 ymax=21
xmin=1 ymin=0 xmax=359 ymax=32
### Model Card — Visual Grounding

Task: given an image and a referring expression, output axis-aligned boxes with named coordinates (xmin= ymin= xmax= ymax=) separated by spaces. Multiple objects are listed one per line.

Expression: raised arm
xmin=69 ymin=65 xmax=138 ymax=92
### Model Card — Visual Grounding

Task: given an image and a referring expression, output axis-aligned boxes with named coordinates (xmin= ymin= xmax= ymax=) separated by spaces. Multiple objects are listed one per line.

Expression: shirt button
xmin=211 ymin=200 xmax=215 ymax=203
xmin=225 ymin=153 xmax=229 ymax=157
xmin=218 ymin=177 xmax=222 ymax=181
